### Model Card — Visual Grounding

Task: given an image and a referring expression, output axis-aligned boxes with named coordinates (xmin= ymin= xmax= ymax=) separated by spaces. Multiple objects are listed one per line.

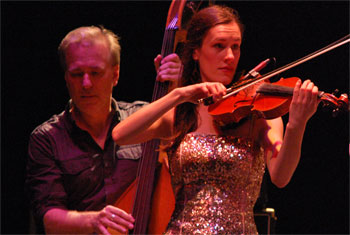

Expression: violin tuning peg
xmin=332 ymin=89 xmax=339 ymax=96
xmin=322 ymin=102 xmax=330 ymax=109
xmin=332 ymin=108 xmax=339 ymax=118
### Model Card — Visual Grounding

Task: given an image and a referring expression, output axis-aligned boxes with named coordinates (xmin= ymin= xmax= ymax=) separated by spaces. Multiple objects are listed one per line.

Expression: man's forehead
xmin=67 ymin=37 xmax=108 ymax=50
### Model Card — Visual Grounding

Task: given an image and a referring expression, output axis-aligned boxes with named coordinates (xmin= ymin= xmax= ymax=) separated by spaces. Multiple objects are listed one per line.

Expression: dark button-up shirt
xmin=26 ymin=98 xmax=147 ymax=231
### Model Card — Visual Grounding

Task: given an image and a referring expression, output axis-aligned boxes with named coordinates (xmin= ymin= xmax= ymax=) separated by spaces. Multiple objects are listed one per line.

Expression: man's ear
xmin=64 ymin=73 xmax=69 ymax=87
xmin=113 ymin=65 xmax=120 ymax=87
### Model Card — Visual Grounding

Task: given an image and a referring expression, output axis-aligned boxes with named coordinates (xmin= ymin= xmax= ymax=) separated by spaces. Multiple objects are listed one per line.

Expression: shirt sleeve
xmin=26 ymin=128 xmax=68 ymax=224
xmin=118 ymin=100 xmax=149 ymax=121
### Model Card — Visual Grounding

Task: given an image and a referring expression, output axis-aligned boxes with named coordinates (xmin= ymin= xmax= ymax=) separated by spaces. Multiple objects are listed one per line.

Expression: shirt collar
xmin=63 ymin=98 xmax=121 ymax=134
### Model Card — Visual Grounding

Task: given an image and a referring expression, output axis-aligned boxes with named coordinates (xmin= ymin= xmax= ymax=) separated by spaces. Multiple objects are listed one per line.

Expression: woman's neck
xmin=195 ymin=104 xmax=219 ymax=135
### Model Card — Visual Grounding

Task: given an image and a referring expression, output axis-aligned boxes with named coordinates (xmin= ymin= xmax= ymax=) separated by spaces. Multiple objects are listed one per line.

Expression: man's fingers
xmin=154 ymin=54 xmax=162 ymax=71
xmin=97 ymin=223 xmax=112 ymax=235
xmin=111 ymin=207 xmax=135 ymax=223
xmin=160 ymin=53 xmax=180 ymax=64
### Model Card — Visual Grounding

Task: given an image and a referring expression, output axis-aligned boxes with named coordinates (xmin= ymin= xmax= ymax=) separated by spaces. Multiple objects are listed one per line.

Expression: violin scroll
xmin=321 ymin=91 xmax=349 ymax=117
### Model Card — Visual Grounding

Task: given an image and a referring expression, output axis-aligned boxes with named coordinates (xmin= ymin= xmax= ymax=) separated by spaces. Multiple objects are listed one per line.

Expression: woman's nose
xmin=224 ymin=48 xmax=235 ymax=63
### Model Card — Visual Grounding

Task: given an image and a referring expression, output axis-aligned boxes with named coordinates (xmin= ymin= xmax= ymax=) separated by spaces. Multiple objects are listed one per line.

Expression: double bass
xmin=109 ymin=0 xmax=187 ymax=234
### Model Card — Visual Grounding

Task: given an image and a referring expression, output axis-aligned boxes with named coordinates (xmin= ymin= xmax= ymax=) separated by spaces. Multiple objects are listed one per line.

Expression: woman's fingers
xmin=289 ymin=79 xmax=320 ymax=127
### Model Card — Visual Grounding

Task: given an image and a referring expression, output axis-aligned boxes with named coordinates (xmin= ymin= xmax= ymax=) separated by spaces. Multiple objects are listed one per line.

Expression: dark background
xmin=2 ymin=1 xmax=349 ymax=234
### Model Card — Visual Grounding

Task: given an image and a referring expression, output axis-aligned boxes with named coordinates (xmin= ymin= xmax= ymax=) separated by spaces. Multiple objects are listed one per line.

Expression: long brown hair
xmin=168 ymin=5 xmax=244 ymax=155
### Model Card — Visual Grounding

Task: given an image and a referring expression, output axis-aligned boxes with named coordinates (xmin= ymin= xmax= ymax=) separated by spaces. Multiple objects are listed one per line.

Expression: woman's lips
xmin=219 ymin=66 xmax=234 ymax=73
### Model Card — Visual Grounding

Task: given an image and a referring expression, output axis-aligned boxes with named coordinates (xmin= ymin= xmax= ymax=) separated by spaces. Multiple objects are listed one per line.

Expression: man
xmin=26 ymin=25 xmax=181 ymax=234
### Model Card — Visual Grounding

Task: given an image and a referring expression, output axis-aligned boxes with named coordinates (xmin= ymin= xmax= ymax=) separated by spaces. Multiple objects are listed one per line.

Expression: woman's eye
xmin=232 ymin=44 xmax=240 ymax=50
xmin=214 ymin=43 xmax=224 ymax=49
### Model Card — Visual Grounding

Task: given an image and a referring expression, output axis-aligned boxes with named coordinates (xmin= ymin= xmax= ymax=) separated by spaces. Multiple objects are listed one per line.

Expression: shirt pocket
xmin=116 ymin=144 xmax=142 ymax=160
xmin=59 ymin=154 xmax=94 ymax=175
xmin=59 ymin=154 xmax=101 ymax=197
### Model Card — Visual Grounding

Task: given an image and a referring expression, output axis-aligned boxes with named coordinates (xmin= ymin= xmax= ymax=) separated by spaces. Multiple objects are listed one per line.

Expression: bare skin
xmin=113 ymin=23 xmax=320 ymax=190
xmin=43 ymin=37 xmax=181 ymax=234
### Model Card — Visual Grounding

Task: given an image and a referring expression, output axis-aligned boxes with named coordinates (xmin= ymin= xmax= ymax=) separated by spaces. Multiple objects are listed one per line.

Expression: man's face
xmin=64 ymin=39 xmax=119 ymax=115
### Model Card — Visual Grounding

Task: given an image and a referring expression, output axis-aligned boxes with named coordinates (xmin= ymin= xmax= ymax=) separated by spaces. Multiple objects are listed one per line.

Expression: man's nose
xmin=82 ymin=73 xmax=92 ymax=89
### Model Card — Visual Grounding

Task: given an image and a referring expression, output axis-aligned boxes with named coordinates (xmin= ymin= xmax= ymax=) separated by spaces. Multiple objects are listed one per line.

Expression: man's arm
xmin=26 ymin=129 xmax=134 ymax=235
xmin=44 ymin=207 xmax=134 ymax=235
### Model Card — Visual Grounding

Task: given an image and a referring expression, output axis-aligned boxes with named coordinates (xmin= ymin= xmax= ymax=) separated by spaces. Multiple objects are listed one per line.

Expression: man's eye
xmin=71 ymin=72 xmax=83 ymax=77
xmin=91 ymin=71 xmax=100 ymax=76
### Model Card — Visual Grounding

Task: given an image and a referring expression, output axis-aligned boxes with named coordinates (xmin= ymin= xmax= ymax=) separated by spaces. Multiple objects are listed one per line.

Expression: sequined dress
xmin=165 ymin=133 xmax=265 ymax=235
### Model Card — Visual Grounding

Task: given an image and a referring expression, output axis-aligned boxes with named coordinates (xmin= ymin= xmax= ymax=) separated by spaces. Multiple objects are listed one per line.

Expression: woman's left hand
xmin=288 ymin=79 xmax=320 ymax=128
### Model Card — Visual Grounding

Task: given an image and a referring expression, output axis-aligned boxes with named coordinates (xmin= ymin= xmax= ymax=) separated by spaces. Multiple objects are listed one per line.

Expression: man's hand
xmin=44 ymin=206 xmax=135 ymax=235
xmin=92 ymin=205 xmax=134 ymax=235
xmin=154 ymin=53 xmax=182 ymax=85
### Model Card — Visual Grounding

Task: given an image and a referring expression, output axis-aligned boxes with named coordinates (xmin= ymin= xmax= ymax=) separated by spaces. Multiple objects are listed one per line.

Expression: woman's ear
xmin=192 ymin=49 xmax=199 ymax=61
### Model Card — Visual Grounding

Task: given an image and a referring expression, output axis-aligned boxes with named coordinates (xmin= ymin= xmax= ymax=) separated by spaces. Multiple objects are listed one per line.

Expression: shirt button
xmin=90 ymin=165 xmax=96 ymax=171
xmin=92 ymin=154 xmax=100 ymax=159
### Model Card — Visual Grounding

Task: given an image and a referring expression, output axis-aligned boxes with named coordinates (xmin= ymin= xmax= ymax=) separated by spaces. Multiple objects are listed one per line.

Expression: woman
xmin=113 ymin=5 xmax=319 ymax=234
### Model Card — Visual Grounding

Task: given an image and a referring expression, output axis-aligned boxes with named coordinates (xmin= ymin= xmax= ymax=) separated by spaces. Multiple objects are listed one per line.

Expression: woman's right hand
xmin=113 ymin=82 xmax=227 ymax=146
xmin=176 ymin=82 xmax=227 ymax=104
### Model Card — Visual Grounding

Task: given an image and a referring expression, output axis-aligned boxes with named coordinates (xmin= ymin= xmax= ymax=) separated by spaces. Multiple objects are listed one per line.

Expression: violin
xmin=208 ymin=76 xmax=349 ymax=126
xmin=198 ymin=34 xmax=350 ymax=126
